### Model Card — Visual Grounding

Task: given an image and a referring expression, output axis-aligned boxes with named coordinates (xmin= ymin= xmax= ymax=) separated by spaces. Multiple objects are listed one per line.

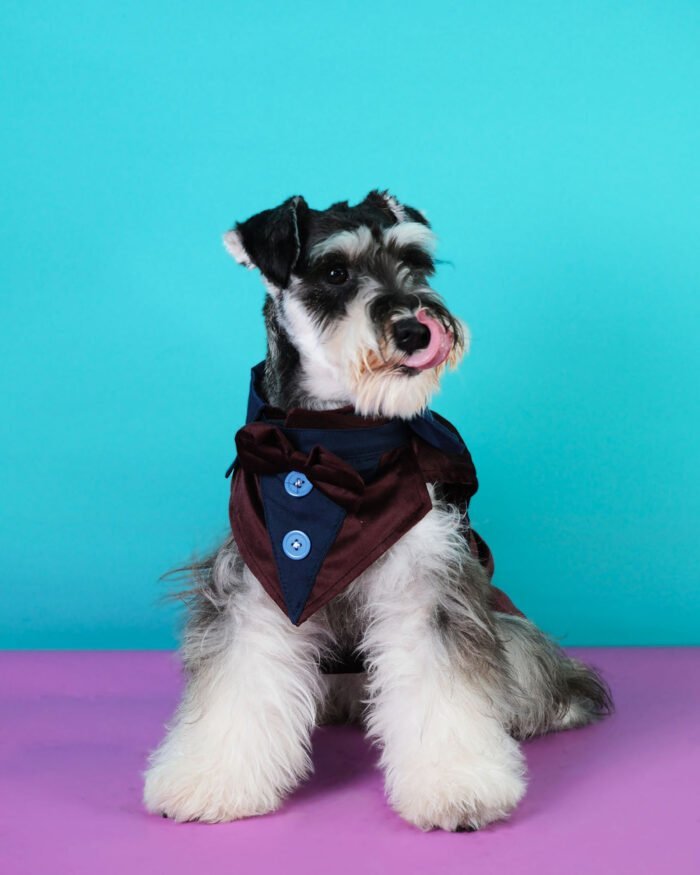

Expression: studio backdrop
xmin=2 ymin=1 xmax=699 ymax=648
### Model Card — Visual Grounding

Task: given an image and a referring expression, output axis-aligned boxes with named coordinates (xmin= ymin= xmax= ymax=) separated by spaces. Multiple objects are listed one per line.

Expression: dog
xmin=143 ymin=190 xmax=612 ymax=831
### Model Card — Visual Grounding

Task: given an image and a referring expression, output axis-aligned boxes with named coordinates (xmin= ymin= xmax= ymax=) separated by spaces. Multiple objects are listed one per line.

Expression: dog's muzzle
xmin=393 ymin=309 xmax=453 ymax=370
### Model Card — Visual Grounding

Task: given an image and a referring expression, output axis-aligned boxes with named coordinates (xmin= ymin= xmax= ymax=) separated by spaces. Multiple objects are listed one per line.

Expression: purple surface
xmin=1 ymin=649 xmax=699 ymax=875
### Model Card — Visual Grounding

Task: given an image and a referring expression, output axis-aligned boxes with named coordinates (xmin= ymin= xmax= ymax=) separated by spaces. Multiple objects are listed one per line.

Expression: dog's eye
xmin=326 ymin=265 xmax=349 ymax=285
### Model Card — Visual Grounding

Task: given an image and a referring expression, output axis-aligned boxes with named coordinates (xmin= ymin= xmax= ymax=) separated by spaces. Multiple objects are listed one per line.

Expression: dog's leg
xmin=361 ymin=506 xmax=527 ymax=831
xmin=143 ymin=545 xmax=327 ymax=822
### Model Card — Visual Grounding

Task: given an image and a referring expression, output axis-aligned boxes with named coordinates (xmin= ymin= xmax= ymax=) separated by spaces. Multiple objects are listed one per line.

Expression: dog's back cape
xmin=228 ymin=363 xmax=522 ymax=627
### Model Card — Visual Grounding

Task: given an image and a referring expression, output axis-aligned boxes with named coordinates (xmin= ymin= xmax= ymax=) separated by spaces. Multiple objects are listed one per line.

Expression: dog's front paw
xmin=388 ymin=737 xmax=527 ymax=831
xmin=143 ymin=754 xmax=283 ymax=823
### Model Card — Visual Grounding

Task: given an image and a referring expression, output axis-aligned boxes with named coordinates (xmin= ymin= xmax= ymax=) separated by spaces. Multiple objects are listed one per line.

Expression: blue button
xmin=282 ymin=530 xmax=311 ymax=560
xmin=284 ymin=471 xmax=313 ymax=497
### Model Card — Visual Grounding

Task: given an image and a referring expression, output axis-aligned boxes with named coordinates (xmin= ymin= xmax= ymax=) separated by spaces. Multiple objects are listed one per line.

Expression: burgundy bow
xmin=235 ymin=422 xmax=366 ymax=510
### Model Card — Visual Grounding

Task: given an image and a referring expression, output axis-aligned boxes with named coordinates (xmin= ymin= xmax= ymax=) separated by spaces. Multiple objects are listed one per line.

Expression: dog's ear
xmin=401 ymin=203 xmax=430 ymax=226
xmin=223 ymin=196 xmax=309 ymax=289
xmin=362 ymin=190 xmax=431 ymax=227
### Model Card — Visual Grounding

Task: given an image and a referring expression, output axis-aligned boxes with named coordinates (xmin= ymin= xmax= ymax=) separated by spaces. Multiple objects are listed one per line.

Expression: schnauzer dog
xmin=143 ymin=190 xmax=611 ymax=831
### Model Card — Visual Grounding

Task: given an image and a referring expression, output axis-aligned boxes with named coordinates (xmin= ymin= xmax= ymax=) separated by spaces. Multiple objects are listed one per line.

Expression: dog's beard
xmin=349 ymin=344 xmax=464 ymax=419
xmin=279 ymin=288 xmax=467 ymax=419
xmin=351 ymin=359 xmax=445 ymax=418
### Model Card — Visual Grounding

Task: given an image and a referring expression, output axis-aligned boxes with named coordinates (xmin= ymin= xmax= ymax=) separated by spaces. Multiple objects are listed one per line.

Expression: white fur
xmin=143 ymin=566 xmax=328 ymax=822
xmin=358 ymin=505 xmax=527 ymax=830
xmin=382 ymin=221 xmax=437 ymax=254
xmin=261 ymin=277 xmax=282 ymax=297
xmin=383 ymin=193 xmax=407 ymax=223
xmin=222 ymin=229 xmax=253 ymax=268
xmin=309 ymin=222 xmax=436 ymax=265
xmin=309 ymin=226 xmax=375 ymax=262
xmin=280 ymin=292 xmax=353 ymax=407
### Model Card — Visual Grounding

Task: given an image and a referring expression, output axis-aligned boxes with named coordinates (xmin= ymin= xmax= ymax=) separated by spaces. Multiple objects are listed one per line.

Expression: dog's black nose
xmin=393 ymin=317 xmax=431 ymax=354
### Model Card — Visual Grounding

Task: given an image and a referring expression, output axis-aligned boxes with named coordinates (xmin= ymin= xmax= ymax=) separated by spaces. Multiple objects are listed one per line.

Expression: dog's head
xmin=224 ymin=191 xmax=467 ymax=418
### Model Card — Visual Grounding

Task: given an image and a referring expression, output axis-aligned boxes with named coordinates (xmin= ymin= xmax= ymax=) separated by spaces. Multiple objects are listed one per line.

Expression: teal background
xmin=2 ymin=2 xmax=699 ymax=648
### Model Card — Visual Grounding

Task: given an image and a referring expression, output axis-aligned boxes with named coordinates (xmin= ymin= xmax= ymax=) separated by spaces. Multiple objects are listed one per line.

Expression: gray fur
xmin=170 ymin=539 xmax=248 ymax=676
xmin=495 ymin=613 xmax=613 ymax=738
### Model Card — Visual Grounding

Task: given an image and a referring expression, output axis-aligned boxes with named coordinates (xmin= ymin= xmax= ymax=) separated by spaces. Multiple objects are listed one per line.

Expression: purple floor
xmin=1 ymin=650 xmax=698 ymax=875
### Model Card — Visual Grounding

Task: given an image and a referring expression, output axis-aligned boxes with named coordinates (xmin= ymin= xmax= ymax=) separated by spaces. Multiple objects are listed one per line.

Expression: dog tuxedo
xmin=228 ymin=363 xmax=522 ymax=630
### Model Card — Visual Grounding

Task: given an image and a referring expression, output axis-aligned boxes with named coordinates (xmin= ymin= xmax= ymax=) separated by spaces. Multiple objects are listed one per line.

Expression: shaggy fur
xmin=144 ymin=190 xmax=612 ymax=831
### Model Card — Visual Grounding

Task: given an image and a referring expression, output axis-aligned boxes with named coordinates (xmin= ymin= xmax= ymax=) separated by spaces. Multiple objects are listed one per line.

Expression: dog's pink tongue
xmin=403 ymin=309 xmax=453 ymax=370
